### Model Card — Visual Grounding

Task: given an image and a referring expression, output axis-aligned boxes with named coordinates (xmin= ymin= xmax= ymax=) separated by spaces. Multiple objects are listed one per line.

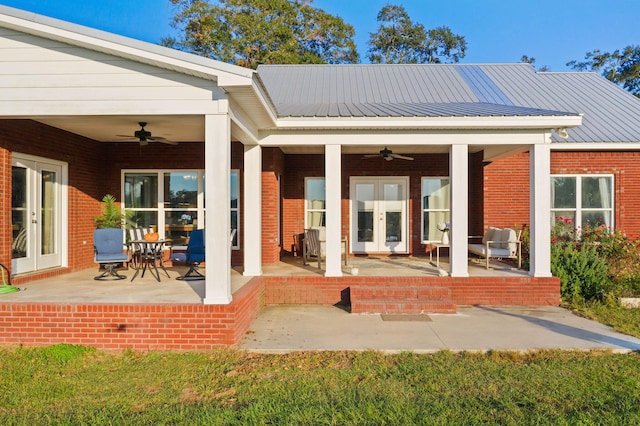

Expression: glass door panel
xmin=12 ymin=157 xmax=63 ymax=273
xmin=383 ymin=183 xmax=403 ymax=244
xmin=356 ymin=183 xmax=375 ymax=244
xmin=351 ymin=177 xmax=408 ymax=253
xmin=12 ymin=165 xmax=29 ymax=264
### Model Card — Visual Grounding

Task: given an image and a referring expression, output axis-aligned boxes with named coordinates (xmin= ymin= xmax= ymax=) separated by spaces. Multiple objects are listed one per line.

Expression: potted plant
xmin=94 ymin=194 xmax=128 ymax=229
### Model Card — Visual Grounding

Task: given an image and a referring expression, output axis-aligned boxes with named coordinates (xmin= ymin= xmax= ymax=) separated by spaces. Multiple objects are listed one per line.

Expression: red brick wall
xmin=0 ymin=144 xmax=11 ymax=265
xmin=484 ymin=150 xmax=640 ymax=238
xmin=262 ymin=148 xmax=285 ymax=264
xmin=0 ymin=120 xmax=107 ymax=275
xmin=1 ymin=121 xmax=247 ymax=278
xmin=263 ymin=275 xmax=560 ymax=307
xmin=483 ymin=152 xmax=531 ymax=231
xmin=0 ymin=276 xmax=264 ymax=350
xmin=468 ymin=152 xmax=485 ymax=236
xmin=282 ymin=153 xmax=450 ymax=257
xmin=551 ymin=151 xmax=640 ymax=238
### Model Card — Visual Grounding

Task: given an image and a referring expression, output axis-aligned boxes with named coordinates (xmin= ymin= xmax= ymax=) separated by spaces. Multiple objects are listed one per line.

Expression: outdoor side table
xmin=130 ymin=239 xmax=171 ymax=282
xmin=429 ymin=242 xmax=449 ymax=269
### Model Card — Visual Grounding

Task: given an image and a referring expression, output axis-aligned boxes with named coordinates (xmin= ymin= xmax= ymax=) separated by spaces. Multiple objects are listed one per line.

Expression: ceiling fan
xmin=363 ymin=146 xmax=414 ymax=161
xmin=117 ymin=122 xmax=177 ymax=146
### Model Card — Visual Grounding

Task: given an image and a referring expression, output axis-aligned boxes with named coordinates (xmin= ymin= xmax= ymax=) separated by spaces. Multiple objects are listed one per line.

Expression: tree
xmin=567 ymin=46 xmax=640 ymax=97
xmin=163 ymin=0 xmax=358 ymax=69
xmin=520 ymin=55 xmax=549 ymax=72
xmin=367 ymin=4 xmax=466 ymax=64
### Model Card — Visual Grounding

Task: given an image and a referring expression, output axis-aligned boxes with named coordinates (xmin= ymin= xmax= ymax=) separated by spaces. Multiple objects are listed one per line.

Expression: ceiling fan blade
xmin=150 ymin=136 xmax=178 ymax=145
xmin=391 ymin=154 xmax=414 ymax=161
xmin=363 ymin=154 xmax=381 ymax=158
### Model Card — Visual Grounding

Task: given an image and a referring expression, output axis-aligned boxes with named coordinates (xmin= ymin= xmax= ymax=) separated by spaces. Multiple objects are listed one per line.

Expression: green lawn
xmin=1 ymin=346 xmax=639 ymax=425
xmin=568 ymin=299 xmax=640 ymax=339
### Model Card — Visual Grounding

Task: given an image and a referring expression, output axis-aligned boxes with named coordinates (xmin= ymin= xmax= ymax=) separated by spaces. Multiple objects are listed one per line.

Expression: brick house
xmin=1 ymin=6 xmax=640 ymax=349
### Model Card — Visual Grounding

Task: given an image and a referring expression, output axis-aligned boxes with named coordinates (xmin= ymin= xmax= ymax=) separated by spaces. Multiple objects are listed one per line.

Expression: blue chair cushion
xmin=96 ymin=252 xmax=129 ymax=262
xmin=94 ymin=228 xmax=128 ymax=263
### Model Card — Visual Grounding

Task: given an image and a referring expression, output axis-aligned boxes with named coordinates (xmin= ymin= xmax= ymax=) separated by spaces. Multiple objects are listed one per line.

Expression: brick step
xmin=351 ymin=298 xmax=457 ymax=315
xmin=351 ymin=285 xmax=452 ymax=300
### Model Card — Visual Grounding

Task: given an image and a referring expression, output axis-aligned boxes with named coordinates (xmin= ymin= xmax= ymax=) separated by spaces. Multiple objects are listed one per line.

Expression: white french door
xmin=350 ymin=177 xmax=409 ymax=253
xmin=12 ymin=155 xmax=65 ymax=274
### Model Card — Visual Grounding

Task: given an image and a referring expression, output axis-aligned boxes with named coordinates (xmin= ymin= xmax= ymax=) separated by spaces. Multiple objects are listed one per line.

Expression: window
xmin=421 ymin=177 xmax=450 ymax=242
xmin=551 ymin=175 xmax=613 ymax=230
xmin=123 ymin=170 xmax=240 ymax=249
xmin=305 ymin=178 xmax=326 ymax=228
xmin=230 ymin=170 xmax=239 ymax=248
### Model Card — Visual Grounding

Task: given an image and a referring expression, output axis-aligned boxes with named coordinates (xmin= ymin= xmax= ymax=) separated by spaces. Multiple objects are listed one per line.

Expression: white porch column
xmin=203 ymin=112 xmax=232 ymax=304
xmin=324 ymin=144 xmax=343 ymax=277
xmin=530 ymin=144 xmax=552 ymax=277
xmin=243 ymin=144 xmax=262 ymax=276
xmin=449 ymin=144 xmax=469 ymax=277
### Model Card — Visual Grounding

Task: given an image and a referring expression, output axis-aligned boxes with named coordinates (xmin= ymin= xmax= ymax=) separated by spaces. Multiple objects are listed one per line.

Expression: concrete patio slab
xmin=239 ymin=305 xmax=640 ymax=353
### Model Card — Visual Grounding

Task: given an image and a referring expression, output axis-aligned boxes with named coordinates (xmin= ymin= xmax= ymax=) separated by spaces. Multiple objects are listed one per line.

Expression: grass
xmin=1 ymin=345 xmax=640 ymax=425
xmin=568 ymin=298 xmax=640 ymax=339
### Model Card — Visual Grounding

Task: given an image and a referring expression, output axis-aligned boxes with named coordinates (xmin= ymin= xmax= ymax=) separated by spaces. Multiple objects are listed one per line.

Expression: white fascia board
xmin=0 ymin=100 xmax=224 ymax=116
xmin=271 ymin=115 xmax=583 ymax=130
xmin=229 ymin=101 xmax=259 ymax=144
xmin=550 ymin=142 xmax=640 ymax=150
xmin=0 ymin=7 xmax=254 ymax=86
xmin=258 ymin=130 xmax=549 ymax=146
xmin=249 ymin=77 xmax=278 ymax=125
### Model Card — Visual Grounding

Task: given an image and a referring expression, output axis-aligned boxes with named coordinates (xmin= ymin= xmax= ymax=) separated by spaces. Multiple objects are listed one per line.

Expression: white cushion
xmin=482 ymin=227 xmax=500 ymax=245
xmin=501 ymin=228 xmax=518 ymax=253
xmin=498 ymin=228 xmax=516 ymax=248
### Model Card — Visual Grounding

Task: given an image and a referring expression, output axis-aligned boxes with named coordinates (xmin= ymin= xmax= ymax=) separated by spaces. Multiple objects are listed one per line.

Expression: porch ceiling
xmin=21 ymin=115 xmax=206 ymax=143
xmin=280 ymin=145 xmax=483 ymax=155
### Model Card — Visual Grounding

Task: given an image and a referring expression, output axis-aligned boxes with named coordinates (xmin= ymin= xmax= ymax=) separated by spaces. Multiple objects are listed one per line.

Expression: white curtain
xmin=598 ymin=177 xmax=611 ymax=226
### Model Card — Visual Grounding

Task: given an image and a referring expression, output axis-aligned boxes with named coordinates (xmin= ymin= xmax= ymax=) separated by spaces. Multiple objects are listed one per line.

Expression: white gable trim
xmin=0 ymin=6 xmax=253 ymax=87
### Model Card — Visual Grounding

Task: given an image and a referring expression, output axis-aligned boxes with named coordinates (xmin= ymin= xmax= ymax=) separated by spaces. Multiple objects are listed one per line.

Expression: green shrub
xmin=551 ymin=216 xmax=640 ymax=302
xmin=551 ymin=242 xmax=610 ymax=302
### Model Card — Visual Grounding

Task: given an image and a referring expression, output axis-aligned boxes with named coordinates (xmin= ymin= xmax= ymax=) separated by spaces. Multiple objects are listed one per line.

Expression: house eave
xmin=0 ymin=5 xmax=254 ymax=87
xmin=271 ymin=115 xmax=583 ymax=130
xmin=550 ymin=142 xmax=640 ymax=150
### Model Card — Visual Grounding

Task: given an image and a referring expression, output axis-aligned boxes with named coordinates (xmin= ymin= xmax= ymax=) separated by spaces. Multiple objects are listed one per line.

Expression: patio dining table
xmin=129 ymin=239 xmax=171 ymax=282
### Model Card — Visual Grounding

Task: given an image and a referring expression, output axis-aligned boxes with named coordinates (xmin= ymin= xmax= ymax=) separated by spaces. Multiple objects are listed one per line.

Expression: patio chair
xmin=170 ymin=229 xmax=205 ymax=280
xmin=93 ymin=228 xmax=129 ymax=280
xmin=128 ymin=227 xmax=150 ymax=265
xmin=303 ymin=228 xmax=322 ymax=269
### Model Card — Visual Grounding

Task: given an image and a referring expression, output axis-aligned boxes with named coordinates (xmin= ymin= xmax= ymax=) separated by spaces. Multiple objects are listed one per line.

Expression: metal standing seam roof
xmin=257 ymin=63 xmax=640 ymax=142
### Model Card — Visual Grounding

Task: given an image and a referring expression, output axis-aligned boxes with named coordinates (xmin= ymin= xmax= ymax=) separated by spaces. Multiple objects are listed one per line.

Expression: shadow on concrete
xmin=477 ymin=305 xmax=640 ymax=351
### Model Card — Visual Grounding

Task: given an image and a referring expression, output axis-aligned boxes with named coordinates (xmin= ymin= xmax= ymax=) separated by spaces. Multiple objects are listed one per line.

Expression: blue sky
xmin=2 ymin=0 xmax=638 ymax=71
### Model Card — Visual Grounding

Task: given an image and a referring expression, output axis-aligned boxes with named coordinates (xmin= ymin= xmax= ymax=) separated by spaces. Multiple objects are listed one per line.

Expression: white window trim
xmin=550 ymin=173 xmax=615 ymax=229
xmin=123 ymin=169 xmax=244 ymax=247
xmin=304 ymin=177 xmax=326 ymax=229
xmin=230 ymin=169 xmax=240 ymax=250
xmin=421 ymin=176 xmax=451 ymax=243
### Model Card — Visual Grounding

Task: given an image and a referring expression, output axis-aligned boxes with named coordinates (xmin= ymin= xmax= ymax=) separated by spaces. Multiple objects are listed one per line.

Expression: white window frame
xmin=304 ymin=177 xmax=326 ymax=228
xmin=550 ymin=174 xmax=614 ymax=230
xmin=122 ymin=169 xmax=240 ymax=250
xmin=421 ymin=176 xmax=451 ymax=243
xmin=230 ymin=169 xmax=240 ymax=250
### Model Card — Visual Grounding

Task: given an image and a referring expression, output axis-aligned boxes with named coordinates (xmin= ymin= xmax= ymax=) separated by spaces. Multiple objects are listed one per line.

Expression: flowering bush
xmin=551 ymin=215 xmax=640 ymax=301
xmin=437 ymin=222 xmax=450 ymax=232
